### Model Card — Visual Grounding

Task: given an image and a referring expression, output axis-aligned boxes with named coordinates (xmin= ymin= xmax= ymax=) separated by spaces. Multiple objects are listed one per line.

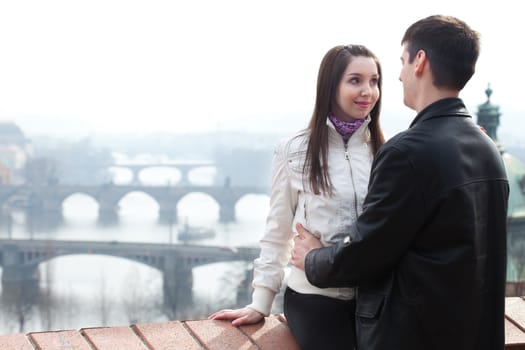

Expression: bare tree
xmin=96 ymin=271 xmax=110 ymax=326
xmin=121 ymin=267 xmax=162 ymax=324
xmin=1 ymin=281 xmax=36 ymax=333
xmin=61 ymin=286 xmax=78 ymax=330
xmin=38 ymin=260 xmax=55 ymax=331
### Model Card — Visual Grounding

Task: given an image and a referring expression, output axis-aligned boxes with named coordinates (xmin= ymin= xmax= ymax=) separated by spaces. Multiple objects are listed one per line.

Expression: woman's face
xmin=332 ymin=56 xmax=380 ymax=122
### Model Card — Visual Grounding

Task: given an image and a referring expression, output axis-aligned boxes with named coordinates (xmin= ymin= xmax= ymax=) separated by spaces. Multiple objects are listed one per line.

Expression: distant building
xmin=476 ymin=85 xmax=525 ymax=295
xmin=0 ymin=121 xmax=33 ymax=184
xmin=0 ymin=162 xmax=10 ymax=184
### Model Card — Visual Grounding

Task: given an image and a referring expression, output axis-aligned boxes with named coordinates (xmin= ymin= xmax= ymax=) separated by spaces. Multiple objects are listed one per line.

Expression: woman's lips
xmin=355 ymin=101 xmax=371 ymax=108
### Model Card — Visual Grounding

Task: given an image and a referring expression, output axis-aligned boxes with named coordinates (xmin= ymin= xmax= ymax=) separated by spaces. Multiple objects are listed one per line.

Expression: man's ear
xmin=414 ymin=50 xmax=428 ymax=76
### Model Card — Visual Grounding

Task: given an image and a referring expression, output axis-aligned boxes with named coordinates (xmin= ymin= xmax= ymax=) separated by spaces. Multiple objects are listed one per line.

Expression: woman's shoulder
xmin=272 ymin=130 xmax=310 ymax=173
xmin=275 ymin=129 xmax=310 ymax=156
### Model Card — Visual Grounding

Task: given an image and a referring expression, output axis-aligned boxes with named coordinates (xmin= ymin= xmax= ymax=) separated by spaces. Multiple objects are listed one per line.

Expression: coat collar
xmin=409 ymin=98 xmax=471 ymax=128
xmin=326 ymin=115 xmax=371 ymax=145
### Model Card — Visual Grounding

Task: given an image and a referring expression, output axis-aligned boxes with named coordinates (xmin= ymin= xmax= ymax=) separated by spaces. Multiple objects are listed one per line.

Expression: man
xmin=291 ymin=15 xmax=509 ymax=350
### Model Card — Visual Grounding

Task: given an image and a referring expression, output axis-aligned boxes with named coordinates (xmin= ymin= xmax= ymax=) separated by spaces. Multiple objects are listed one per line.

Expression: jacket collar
xmin=409 ymin=97 xmax=471 ymax=128
xmin=326 ymin=115 xmax=371 ymax=145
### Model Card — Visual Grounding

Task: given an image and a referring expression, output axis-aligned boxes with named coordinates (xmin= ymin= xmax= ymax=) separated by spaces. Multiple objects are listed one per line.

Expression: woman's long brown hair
xmin=304 ymin=45 xmax=385 ymax=195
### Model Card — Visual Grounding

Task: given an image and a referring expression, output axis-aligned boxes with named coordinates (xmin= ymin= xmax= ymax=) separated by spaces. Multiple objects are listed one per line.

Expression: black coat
xmin=305 ymin=98 xmax=509 ymax=350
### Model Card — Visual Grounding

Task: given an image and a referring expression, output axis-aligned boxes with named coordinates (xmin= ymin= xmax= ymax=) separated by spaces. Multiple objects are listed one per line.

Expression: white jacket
xmin=247 ymin=117 xmax=374 ymax=315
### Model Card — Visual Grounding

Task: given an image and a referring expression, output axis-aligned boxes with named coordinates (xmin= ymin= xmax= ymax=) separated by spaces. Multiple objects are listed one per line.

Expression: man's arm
xmin=296 ymin=144 xmax=426 ymax=288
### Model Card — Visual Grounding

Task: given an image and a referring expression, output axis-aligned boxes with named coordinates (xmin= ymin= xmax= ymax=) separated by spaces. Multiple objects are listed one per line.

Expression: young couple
xmin=210 ymin=15 xmax=509 ymax=350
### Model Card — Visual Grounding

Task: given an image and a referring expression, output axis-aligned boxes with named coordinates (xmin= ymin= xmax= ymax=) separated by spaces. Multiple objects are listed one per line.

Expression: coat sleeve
xmin=305 ymin=144 xmax=427 ymax=288
xmin=247 ymin=139 xmax=297 ymax=315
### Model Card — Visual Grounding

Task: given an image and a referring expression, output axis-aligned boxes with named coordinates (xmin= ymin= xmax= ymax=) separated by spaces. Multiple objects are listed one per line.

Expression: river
xmin=0 ymin=164 xmax=271 ymax=334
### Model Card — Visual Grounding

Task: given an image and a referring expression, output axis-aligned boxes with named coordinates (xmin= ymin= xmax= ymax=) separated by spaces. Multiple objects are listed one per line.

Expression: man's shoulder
xmin=380 ymin=129 xmax=415 ymax=153
xmin=377 ymin=126 xmax=438 ymax=162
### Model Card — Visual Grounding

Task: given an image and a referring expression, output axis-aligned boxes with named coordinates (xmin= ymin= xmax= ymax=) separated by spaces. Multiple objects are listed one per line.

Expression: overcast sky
xmin=0 ymin=0 xmax=523 ymax=142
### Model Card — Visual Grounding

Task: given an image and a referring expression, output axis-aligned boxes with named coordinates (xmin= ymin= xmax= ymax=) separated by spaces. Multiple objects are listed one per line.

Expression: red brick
xmin=186 ymin=319 xmax=257 ymax=350
xmin=133 ymin=321 xmax=202 ymax=350
xmin=81 ymin=326 xmax=147 ymax=350
xmin=0 ymin=333 xmax=33 ymax=350
xmin=507 ymin=297 xmax=525 ymax=331
xmin=506 ymin=318 xmax=525 ymax=349
xmin=29 ymin=330 xmax=91 ymax=350
xmin=241 ymin=315 xmax=300 ymax=350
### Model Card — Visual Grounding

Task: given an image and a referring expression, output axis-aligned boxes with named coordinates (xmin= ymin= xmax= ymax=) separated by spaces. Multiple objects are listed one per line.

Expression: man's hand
xmin=290 ymin=223 xmax=322 ymax=270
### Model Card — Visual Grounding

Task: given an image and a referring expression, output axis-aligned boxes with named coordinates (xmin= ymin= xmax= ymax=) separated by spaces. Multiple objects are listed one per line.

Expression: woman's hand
xmin=208 ymin=307 xmax=264 ymax=327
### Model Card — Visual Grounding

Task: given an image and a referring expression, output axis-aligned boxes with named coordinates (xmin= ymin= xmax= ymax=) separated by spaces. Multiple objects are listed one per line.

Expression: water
xmin=0 ymin=165 xmax=270 ymax=334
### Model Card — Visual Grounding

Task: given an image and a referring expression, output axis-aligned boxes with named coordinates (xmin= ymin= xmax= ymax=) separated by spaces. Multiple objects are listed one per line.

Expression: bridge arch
xmin=135 ymin=166 xmax=181 ymax=186
xmin=118 ymin=191 xmax=160 ymax=219
xmin=108 ymin=162 xmax=216 ymax=186
xmin=186 ymin=166 xmax=217 ymax=186
xmin=40 ymin=254 xmax=167 ymax=320
xmin=42 ymin=254 xmax=162 ymax=310
xmin=177 ymin=192 xmax=220 ymax=223
xmin=108 ymin=166 xmax=134 ymax=184
xmin=234 ymin=193 xmax=270 ymax=221
xmin=6 ymin=247 xmax=165 ymax=273
xmin=62 ymin=193 xmax=99 ymax=222
xmin=40 ymin=253 xmax=165 ymax=278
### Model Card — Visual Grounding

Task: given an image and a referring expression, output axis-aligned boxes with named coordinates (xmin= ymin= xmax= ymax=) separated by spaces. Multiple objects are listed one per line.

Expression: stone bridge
xmin=0 ymin=238 xmax=260 ymax=311
xmin=110 ymin=161 xmax=215 ymax=186
xmin=0 ymin=183 xmax=270 ymax=224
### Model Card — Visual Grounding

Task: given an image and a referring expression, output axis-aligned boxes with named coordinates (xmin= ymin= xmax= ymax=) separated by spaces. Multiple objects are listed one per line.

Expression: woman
xmin=209 ymin=44 xmax=385 ymax=350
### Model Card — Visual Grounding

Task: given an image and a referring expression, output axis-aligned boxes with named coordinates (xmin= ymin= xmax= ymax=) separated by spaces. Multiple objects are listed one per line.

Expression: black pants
xmin=284 ymin=287 xmax=356 ymax=350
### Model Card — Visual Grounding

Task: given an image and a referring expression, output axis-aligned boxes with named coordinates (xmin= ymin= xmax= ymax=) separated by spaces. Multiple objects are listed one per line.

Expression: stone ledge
xmin=2 ymin=298 xmax=525 ymax=349
xmin=0 ymin=314 xmax=299 ymax=350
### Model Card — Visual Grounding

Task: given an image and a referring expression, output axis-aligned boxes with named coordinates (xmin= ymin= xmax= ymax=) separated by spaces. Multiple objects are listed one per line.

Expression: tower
xmin=476 ymin=83 xmax=501 ymax=141
xmin=478 ymin=85 xmax=525 ymax=295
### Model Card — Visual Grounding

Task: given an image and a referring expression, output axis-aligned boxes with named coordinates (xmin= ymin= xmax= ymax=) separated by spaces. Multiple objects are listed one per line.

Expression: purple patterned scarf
xmin=328 ymin=114 xmax=366 ymax=142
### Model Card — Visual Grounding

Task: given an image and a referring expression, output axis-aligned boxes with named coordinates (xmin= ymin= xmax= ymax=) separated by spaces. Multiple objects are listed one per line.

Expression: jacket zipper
xmin=344 ymin=142 xmax=359 ymax=220
xmin=303 ymin=198 xmax=308 ymax=225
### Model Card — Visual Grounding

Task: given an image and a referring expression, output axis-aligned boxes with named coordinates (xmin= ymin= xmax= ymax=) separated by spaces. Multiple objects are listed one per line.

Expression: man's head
xmin=401 ymin=15 xmax=480 ymax=91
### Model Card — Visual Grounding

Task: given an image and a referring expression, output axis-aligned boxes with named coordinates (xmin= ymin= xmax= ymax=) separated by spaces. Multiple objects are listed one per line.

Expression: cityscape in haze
xmin=0 ymin=119 xmax=278 ymax=333
xmin=1 ymin=0 xmax=525 ymax=337
xmin=1 ymin=83 xmax=525 ymax=334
